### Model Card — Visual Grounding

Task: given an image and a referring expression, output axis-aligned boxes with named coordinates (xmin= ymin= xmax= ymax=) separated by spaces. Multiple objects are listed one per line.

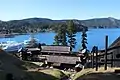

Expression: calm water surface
xmin=0 ymin=29 xmax=120 ymax=51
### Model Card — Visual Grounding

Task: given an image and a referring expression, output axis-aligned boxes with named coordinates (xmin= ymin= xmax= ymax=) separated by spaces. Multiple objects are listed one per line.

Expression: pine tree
xmin=53 ymin=34 xmax=60 ymax=45
xmin=81 ymin=28 xmax=90 ymax=67
xmin=53 ymin=23 xmax=67 ymax=46
xmin=81 ymin=28 xmax=88 ymax=50
xmin=67 ymin=20 xmax=77 ymax=51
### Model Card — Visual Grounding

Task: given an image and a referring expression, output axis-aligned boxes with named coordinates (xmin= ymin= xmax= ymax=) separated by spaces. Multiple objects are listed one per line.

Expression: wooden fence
xmin=91 ymin=35 xmax=120 ymax=71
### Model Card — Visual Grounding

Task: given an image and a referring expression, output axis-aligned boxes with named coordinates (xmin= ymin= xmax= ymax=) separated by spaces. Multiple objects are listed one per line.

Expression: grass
xmin=0 ymin=70 xmax=6 ymax=80
xmin=28 ymin=71 xmax=59 ymax=80
xmin=1 ymin=49 xmax=120 ymax=80
xmin=73 ymin=68 xmax=93 ymax=80
xmin=0 ymin=68 xmax=66 ymax=80
xmin=0 ymin=49 xmax=67 ymax=80
xmin=22 ymin=61 xmax=40 ymax=70
xmin=39 ymin=69 xmax=66 ymax=79
xmin=26 ymin=68 xmax=67 ymax=80
xmin=73 ymin=67 xmax=120 ymax=80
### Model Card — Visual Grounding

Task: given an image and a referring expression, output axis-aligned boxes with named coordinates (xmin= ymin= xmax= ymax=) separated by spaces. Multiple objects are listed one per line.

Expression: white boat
xmin=0 ymin=34 xmax=39 ymax=52
xmin=0 ymin=41 xmax=24 ymax=52
xmin=0 ymin=41 xmax=16 ymax=48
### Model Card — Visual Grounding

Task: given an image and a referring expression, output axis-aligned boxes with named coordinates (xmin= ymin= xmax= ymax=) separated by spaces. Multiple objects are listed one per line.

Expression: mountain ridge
xmin=1 ymin=17 xmax=119 ymax=21
xmin=0 ymin=17 xmax=120 ymax=33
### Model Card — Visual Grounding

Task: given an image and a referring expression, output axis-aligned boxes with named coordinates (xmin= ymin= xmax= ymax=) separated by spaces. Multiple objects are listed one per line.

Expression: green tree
xmin=53 ymin=34 xmax=60 ymax=45
xmin=53 ymin=23 xmax=67 ymax=46
xmin=67 ymin=20 xmax=77 ymax=51
xmin=81 ymin=28 xmax=87 ymax=50
xmin=81 ymin=27 xmax=90 ymax=68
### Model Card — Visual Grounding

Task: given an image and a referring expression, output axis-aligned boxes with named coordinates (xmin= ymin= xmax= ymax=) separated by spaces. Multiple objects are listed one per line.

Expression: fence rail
xmin=91 ymin=35 xmax=120 ymax=71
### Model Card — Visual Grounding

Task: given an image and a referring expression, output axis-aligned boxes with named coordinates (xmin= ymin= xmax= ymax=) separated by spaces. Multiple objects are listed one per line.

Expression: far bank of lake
xmin=0 ymin=29 xmax=120 ymax=51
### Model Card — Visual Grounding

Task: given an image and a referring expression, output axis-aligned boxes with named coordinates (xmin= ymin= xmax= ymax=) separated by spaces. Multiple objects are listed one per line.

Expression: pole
xmin=92 ymin=52 xmax=94 ymax=68
xmin=92 ymin=46 xmax=96 ymax=68
xmin=95 ymin=46 xmax=98 ymax=71
xmin=111 ymin=52 xmax=113 ymax=67
xmin=105 ymin=35 xmax=108 ymax=70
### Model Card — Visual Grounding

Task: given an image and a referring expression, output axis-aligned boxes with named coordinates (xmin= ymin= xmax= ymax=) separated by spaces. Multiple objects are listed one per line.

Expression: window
xmin=116 ymin=54 xmax=120 ymax=58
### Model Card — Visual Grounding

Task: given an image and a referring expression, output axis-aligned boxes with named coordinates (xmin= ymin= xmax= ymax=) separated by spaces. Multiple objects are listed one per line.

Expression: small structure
xmin=20 ymin=45 xmax=83 ymax=69
xmin=107 ymin=36 xmax=120 ymax=67
xmin=40 ymin=46 xmax=82 ymax=69
xmin=19 ymin=47 xmax=41 ymax=61
xmin=98 ymin=36 xmax=120 ymax=69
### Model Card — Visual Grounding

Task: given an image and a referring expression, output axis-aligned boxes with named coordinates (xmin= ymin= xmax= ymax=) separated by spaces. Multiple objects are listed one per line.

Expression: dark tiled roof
xmin=41 ymin=46 xmax=71 ymax=54
xmin=26 ymin=46 xmax=71 ymax=54
xmin=46 ymin=55 xmax=81 ymax=64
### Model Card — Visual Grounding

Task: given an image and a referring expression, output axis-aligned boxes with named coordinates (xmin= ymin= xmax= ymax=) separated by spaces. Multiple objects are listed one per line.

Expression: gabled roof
xmin=109 ymin=36 xmax=120 ymax=48
xmin=26 ymin=46 xmax=71 ymax=54
xmin=41 ymin=46 xmax=71 ymax=54
xmin=47 ymin=55 xmax=81 ymax=64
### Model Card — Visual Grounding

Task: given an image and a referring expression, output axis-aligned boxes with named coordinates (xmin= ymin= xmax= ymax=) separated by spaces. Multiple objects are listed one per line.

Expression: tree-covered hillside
xmin=81 ymin=17 xmax=120 ymax=28
xmin=0 ymin=17 xmax=119 ymax=34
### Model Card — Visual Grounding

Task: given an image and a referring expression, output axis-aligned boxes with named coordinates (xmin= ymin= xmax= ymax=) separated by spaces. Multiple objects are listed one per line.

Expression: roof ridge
xmin=109 ymin=36 xmax=120 ymax=47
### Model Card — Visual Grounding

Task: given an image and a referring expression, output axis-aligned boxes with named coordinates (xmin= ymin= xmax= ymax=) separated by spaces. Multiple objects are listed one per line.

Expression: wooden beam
xmin=92 ymin=52 xmax=94 ymax=68
xmin=95 ymin=47 xmax=98 ymax=71
xmin=107 ymin=59 xmax=120 ymax=61
xmin=99 ymin=59 xmax=120 ymax=62
xmin=98 ymin=52 xmax=113 ymax=56
xmin=105 ymin=35 xmax=108 ymax=70
xmin=111 ymin=52 xmax=113 ymax=67
xmin=98 ymin=62 xmax=112 ymax=64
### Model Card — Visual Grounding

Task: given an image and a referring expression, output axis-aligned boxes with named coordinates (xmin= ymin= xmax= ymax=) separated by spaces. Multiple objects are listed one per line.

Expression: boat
xmin=0 ymin=41 xmax=17 ymax=48
xmin=0 ymin=34 xmax=39 ymax=52
xmin=0 ymin=41 xmax=24 ymax=52
xmin=0 ymin=34 xmax=14 ymax=38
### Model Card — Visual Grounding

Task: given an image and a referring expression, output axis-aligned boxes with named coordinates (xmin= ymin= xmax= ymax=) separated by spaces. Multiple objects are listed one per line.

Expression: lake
xmin=0 ymin=29 xmax=120 ymax=51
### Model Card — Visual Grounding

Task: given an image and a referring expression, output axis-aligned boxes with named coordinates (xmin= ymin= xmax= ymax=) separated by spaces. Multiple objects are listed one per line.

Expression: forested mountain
xmin=0 ymin=17 xmax=119 ymax=33
xmin=81 ymin=17 xmax=120 ymax=28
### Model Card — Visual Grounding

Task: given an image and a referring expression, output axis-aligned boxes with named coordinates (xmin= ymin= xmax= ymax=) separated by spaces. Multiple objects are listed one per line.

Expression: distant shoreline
xmin=0 ymin=28 xmax=120 ymax=38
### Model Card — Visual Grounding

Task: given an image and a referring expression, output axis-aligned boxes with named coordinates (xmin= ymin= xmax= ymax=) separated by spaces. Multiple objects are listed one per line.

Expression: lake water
xmin=0 ymin=29 xmax=120 ymax=51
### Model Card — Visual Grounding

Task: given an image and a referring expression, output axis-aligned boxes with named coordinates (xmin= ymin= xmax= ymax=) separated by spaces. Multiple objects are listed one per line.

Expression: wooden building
xmin=106 ymin=36 xmax=120 ymax=67
xmin=40 ymin=46 xmax=81 ymax=69
xmin=25 ymin=45 xmax=82 ymax=69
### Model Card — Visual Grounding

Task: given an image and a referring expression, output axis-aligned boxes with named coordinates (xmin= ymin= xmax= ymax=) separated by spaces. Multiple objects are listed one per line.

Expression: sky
xmin=0 ymin=0 xmax=120 ymax=21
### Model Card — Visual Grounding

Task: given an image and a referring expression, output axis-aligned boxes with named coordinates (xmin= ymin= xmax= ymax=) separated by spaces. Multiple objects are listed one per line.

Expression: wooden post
xmin=92 ymin=52 xmax=94 ymax=68
xmin=111 ymin=52 xmax=113 ymax=67
xmin=90 ymin=54 xmax=92 ymax=68
xmin=105 ymin=35 xmax=108 ymax=70
xmin=92 ymin=46 xmax=96 ymax=68
xmin=95 ymin=46 xmax=98 ymax=71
